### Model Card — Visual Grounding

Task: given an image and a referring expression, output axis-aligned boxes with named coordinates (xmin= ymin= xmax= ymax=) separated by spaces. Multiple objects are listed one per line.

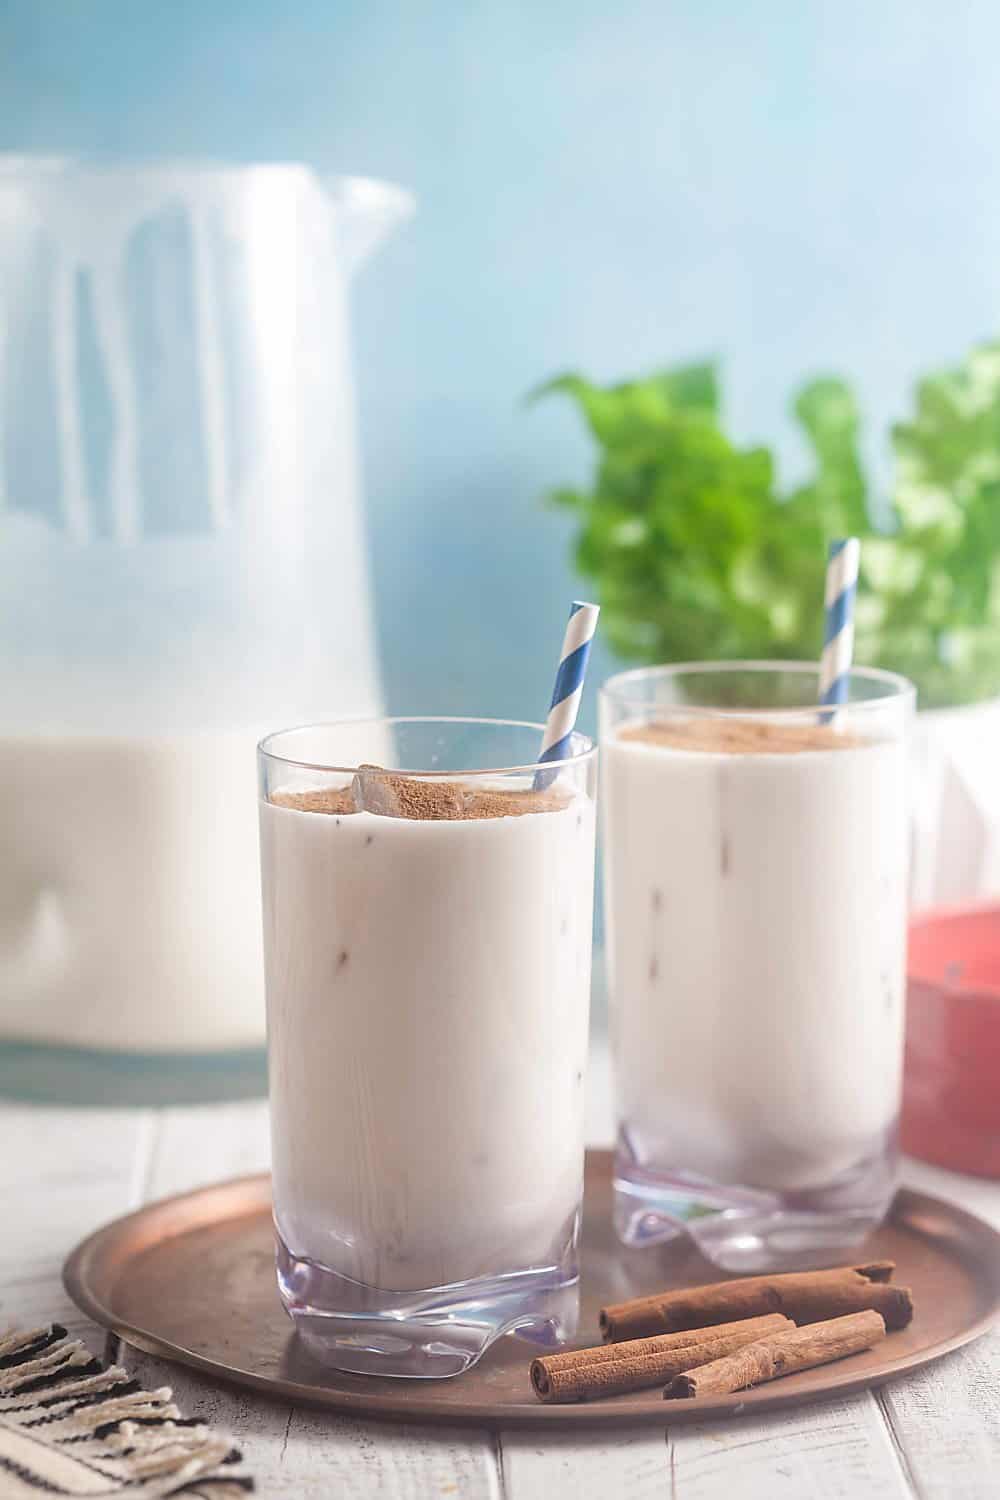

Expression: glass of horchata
xmin=600 ymin=662 xmax=913 ymax=1272
xmin=258 ymin=717 xmax=597 ymax=1376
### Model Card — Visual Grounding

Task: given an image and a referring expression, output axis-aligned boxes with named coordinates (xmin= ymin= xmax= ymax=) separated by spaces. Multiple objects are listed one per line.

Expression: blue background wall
xmin=4 ymin=1 xmax=1000 ymax=737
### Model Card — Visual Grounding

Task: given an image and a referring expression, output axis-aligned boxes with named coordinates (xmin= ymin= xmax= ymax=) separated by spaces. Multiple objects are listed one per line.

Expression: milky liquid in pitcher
xmin=0 ymin=732 xmax=264 ymax=1050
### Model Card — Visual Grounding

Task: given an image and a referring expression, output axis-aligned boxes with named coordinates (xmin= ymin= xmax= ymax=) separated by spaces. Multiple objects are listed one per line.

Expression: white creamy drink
xmin=602 ymin=711 xmax=908 ymax=1255
xmin=260 ymin=755 xmax=596 ymax=1364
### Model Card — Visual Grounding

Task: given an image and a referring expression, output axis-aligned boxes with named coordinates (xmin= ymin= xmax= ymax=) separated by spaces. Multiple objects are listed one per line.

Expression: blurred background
xmin=5 ymin=0 xmax=1000 ymax=732
xmin=3 ymin=3 xmax=1000 ymax=1118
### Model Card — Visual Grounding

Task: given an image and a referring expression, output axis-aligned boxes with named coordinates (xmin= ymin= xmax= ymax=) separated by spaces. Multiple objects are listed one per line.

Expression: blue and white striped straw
xmin=819 ymin=538 xmax=861 ymax=708
xmin=536 ymin=600 xmax=600 ymax=778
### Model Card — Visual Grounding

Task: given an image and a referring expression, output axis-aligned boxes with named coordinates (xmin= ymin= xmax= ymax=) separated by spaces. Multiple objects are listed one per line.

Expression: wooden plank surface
xmin=3 ymin=1054 xmax=1000 ymax=1498
xmin=121 ymin=1352 xmax=502 ymax=1500
xmin=879 ymin=1334 xmax=1000 ymax=1500
xmin=501 ymin=1429 xmax=670 ymax=1500
xmin=663 ymin=1395 xmax=911 ymax=1500
xmin=501 ymin=1395 xmax=913 ymax=1499
xmin=0 ymin=1102 xmax=152 ymax=1346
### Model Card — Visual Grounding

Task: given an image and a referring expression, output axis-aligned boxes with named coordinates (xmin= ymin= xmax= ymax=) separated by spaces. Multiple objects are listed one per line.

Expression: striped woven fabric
xmin=0 ymin=1325 xmax=252 ymax=1497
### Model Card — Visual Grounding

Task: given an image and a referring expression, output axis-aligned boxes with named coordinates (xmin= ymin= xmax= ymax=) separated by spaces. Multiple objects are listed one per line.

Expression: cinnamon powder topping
xmin=619 ymin=717 xmax=867 ymax=755
xmin=269 ymin=787 xmax=357 ymax=815
xmin=269 ymin=769 xmax=570 ymax=820
xmin=352 ymin=768 xmax=570 ymax=820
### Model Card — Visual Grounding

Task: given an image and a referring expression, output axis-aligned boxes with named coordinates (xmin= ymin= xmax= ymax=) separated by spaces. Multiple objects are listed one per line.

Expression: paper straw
xmin=819 ymin=538 xmax=860 ymax=708
xmin=535 ymin=601 xmax=600 ymax=782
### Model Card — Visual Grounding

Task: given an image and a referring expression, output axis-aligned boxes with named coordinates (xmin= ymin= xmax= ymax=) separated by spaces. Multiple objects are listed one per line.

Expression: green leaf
xmin=536 ymin=346 xmax=1000 ymax=706
xmin=645 ymin=362 xmax=719 ymax=415
xmin=530 ymin=364 xmax=720 ymax=451
xmin=791 ymin=377 xmax=869 ymax=537
xmin=544 ymin=486 xmax=585 ymax=511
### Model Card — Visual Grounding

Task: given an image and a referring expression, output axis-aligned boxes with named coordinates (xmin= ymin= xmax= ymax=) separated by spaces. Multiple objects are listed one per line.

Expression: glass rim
xmin=257 ymin=716 xmax=597 ymax=778
xmin=600 ymin=660 xmax=915 ymax=716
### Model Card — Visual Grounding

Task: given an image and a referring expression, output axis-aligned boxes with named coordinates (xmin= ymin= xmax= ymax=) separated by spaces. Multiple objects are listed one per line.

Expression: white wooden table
xmin=5 ymin=1037 xmax=1000 ymax=1498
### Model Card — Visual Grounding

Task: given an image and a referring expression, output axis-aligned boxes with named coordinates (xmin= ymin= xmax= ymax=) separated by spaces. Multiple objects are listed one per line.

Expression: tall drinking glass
xmin=600 ymin=663 xmax=913 ymax=1272
xmin=258 ymin=718 xmax=597 ymax=1377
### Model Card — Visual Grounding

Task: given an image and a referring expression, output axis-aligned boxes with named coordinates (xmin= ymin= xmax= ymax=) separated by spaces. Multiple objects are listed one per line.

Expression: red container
xmin=903 ymin=905 xmax=1000 ymax=1177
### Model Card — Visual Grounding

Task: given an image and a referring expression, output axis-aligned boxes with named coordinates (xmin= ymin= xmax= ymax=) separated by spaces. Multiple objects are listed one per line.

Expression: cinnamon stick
xmin=601 ymin=1262 xmax=911 ymax=1341
xmin=530 ymin=1313 xmax=792 ymax=1403
xmin=664 ymin=1310 xmax=887 ymax=1399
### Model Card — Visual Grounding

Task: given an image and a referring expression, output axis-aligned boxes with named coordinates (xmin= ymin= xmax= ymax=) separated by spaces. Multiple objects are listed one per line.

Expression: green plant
xmin=535 ymin=342 xmax=1000 ymax=708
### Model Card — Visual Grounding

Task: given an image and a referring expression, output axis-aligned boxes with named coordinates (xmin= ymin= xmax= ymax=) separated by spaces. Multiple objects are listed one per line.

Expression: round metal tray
xmin=64 ymin=1150 xmax=1000 ymax=1426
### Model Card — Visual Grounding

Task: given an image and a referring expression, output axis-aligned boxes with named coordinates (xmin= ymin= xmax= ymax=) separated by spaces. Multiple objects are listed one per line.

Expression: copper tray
xmin=64 ymin=1151 xmax=1000 ymax=1427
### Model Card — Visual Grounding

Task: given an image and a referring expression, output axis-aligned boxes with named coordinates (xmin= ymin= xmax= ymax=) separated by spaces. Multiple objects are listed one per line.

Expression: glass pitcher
xmin=0 ymin=159 xmax=412 ymax=1064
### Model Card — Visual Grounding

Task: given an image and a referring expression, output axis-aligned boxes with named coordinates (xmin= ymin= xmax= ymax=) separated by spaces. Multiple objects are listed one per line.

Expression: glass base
xmin=614 ymin=1127 xmax=898 ymax=1273
xmin=276 ymin=1230 xmax=579 ymax=1379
